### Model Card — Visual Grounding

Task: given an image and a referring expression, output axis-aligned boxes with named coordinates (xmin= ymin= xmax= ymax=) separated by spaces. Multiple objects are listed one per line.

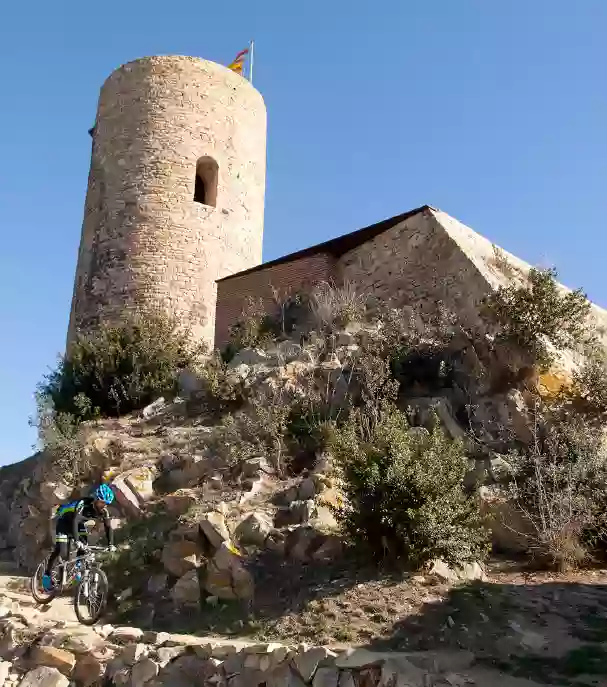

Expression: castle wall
xmin=214 ymin=252 xmax=336 ymax=349
xmin=67 ymin=55 xmax=266 ymax=348
xmin=337 ymin=208 xmax=496 ymax=327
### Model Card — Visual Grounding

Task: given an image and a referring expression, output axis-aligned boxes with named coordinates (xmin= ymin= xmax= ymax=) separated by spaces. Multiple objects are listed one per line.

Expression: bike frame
xmin=53 ymin=546 xmax=107 ymax=588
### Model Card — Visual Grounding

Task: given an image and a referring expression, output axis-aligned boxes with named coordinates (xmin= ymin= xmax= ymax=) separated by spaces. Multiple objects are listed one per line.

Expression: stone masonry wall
xmin=337 ymin=208 xmax=497 ymax=328
xmin=214 ymin=252 xmax=336 ymax=349
xmin=67 ymin=55 xmax=267 ymax=349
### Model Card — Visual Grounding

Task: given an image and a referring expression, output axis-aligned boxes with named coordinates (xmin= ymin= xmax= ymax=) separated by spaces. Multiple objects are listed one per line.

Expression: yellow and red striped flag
xmin=228 ymin=48 xmax=249 ymax=74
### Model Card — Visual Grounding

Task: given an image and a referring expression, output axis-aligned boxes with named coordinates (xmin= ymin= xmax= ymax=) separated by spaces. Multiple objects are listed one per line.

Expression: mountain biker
xmin=42 ymin=484 xmax=116 ymax=591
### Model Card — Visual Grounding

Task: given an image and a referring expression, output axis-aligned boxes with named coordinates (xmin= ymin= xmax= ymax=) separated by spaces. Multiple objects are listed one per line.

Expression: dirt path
xmin=2 ymin=559 xmax=606 ymax=685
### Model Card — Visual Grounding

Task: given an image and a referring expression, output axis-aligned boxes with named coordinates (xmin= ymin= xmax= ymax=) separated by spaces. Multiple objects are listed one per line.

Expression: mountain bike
xmin=31 ymin=545 xmax=110 ymax=625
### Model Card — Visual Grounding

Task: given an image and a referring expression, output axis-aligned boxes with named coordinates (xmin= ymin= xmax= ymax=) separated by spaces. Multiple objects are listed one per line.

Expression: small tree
xmin=485 ymin=267 xmax=591 ymax=369
xmin=507 ymin=411 xmax=607 ymax=570
xmin=328 ymin=407 xmax=489 ymax=567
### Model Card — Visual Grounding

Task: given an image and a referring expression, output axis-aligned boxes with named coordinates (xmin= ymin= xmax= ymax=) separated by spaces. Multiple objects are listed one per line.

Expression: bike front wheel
xmin=31 ymin=558 xmax=60 ymax=605
xmin=73 ymin=566 xmax=109 ymax=625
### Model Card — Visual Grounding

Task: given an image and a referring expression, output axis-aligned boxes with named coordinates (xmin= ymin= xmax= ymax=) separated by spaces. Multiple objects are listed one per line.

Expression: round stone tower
xmin=67 ymin=55 xmax=266 ymax=347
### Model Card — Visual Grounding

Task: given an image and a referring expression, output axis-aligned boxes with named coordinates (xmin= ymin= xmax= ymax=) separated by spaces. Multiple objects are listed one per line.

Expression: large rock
xmin=112 ymin=477 xmax=142 ymax=514
xmin=162 ymin=540 xmax=204 ymax=578
xmin=199 ymin=511 xmax=231 ymax=550
xmin=131 ymin=657 xmax=160 ymax=687
xmin=122 ymin=466 xmax=156 ymax=503
xmin=293 ymin=647 xmax=337 ymax=682
xmin=228 ymin=349 xmax=270 ymax=368
xmin=427 ymin=559 xmax=487 ymax=584
xmin=235 ymin=512 xmax=273 ymax=547
xmin=205 ymin=542 xmax=254 ymax=600
xmin=163 ymin=492 xmax=197 ymax=516
xmin=241 ymin=456 xmax=274 ymax=478
xmin=286 ymin=527 xmax=321 ymax=562
xmin=30 ymin=647 xmax=76 ymax=677
xmin=479 ymin=485 xmax=533 ymax=553
xmin=142 ymin=397 xmax=168 ymax=419
xmin=172 ymin=570 xmax=201 ymax=607
xmin=19 ymin=666 xmax=69 ymax=687
xmin=407 ymin=396 xmax=464 ymax=439
xmin=39 ymin=482 xmax=71 ymax=506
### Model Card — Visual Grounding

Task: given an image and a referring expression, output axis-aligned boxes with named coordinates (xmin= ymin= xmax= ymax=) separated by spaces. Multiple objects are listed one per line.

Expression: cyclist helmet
xmin=93 ymin=483 xmax=114 ymax=505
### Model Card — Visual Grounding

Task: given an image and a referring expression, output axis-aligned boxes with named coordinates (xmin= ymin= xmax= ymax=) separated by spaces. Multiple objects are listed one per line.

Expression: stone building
xmin=67 ymin=55 xmax=266 ymax=347
xmin=214 ymin=204 xmax=607 ymax=349
xmin=67 ymin=54 xmax=606 ymax=352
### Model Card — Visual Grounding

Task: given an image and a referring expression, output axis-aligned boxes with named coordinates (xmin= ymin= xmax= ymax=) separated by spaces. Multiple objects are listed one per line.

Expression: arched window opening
xmin=194 ymin=156 xmax=218 ymax=208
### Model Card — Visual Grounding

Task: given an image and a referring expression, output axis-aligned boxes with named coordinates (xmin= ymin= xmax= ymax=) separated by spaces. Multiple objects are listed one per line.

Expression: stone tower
xmin=67 ymin=55 xmax=267 ymax=347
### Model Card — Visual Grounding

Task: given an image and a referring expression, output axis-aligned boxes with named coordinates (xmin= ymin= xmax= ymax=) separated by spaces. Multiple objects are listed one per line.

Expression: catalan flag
xmin=228 ymin=48 xmax=249 ymax=75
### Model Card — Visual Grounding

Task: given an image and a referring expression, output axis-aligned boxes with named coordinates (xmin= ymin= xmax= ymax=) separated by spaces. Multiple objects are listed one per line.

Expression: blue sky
xmin=1 ymin=1 xmax=606 ymax=465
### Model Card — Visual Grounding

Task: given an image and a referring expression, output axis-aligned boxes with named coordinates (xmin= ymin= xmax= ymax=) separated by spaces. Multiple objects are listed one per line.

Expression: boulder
xmin=19 ymin=666 xmax=69 ymax=687
xmin=122 ymin=466 xmax=156 ymax=503
xmin=112 ymin=477 xmax=142 ymax=514
xmin=172 ymin=570 xmax=202 ymax=607
xmin=228 ymin=349 xmax=270 ymax=368
xmin=235 ymin=512 xmax=273 ymax=547
xmin=162 ymin=540 xmax=204 ymax=578
xmin=297 ymin=477 xmax=316 ymax=501
xmin=199 ymin=511 xmax=231 ymax=550
xmin=178 ymin=368 xmax=203 ymax=399
xmin=241 ymin=456 xmax=274 ymax=478
xmin=30 ymin=647 xmax=76 ymax=677
xmin=427 ymin=559 xmax=487 ymax=584
xmin=276 ymin=500 xmax=316 ymax=527
xmin=205 ymin=542 xmax=254 ymax=600
xmin=142 ymin=397 xmax=167 ymax=419
xmin=286 ymin=527 xmax=320 ymax=562
xmin=311 ymin=534 xmax=343 ymax=561
xmin=147 ymin=573 xmax=168 ymax=595
xmin=270 ymin=341 xmax=313 ymax=364
xmin=293 ymin=647 xmax=337 ymax=682
xmin=313 ymin=667 xmax=339 ymax=687
xmin=162 ymin=494 xmax=196 ymax=517
xmin=120 ymin=643 xmax=147 ymax=667
xmin=39 ymin=482 xmax=71 ymax=506
xmin=479 ymin=485 xmax=533 ymax=553
xmin=110 ymin=627 xmax=144 ymax=642
xmin=131 ymin=658 xmax=160 ymax=687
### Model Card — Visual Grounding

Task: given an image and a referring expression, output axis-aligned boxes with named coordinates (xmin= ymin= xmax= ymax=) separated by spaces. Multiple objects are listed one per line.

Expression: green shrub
xmin=328 ymin=407 xmax=489 ymax=567
xmin=39 ymin=313 xmax=205 ymax=420
xmin=485 ymin=267 xmax=592 ymax=369
xmin=572 ymin=346 xmax=607 ymax=417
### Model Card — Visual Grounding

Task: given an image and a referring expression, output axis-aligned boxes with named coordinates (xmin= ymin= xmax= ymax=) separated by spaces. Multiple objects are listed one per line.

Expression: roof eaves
xmin=217 ymin=204 xmax=433 ymax=284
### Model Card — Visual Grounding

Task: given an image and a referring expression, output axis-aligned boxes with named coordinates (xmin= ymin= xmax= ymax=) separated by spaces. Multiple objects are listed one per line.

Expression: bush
xmin=328 ymin=407 xmax=489 ymax=567
xmin=507 ymin=412 xmax=607 ymax=570
xmin=35 ymin=405 xmax=90 ymax=486
xmin=572 ymin=346 xmax=607 ymax=417
xmin=39 ymin=313 xmax=205 ymax=421
xmin=209 ymin=391 xmax=291 ymax=477
xmin=309 ymin=281 xmax=367 ymax=332
xmin=485 ymin=267 xmax=592 ymax=369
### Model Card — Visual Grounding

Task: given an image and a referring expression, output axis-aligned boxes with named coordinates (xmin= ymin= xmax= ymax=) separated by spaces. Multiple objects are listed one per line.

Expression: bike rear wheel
xmin=73 ymin=566 xmax=108 ymax=625
xmin=31 ymin=558 xmax=60 ymax=605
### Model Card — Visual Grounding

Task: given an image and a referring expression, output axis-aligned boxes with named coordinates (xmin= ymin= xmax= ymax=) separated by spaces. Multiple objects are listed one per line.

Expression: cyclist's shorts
xmin=55 ymin=518 xmax=87 ymax=540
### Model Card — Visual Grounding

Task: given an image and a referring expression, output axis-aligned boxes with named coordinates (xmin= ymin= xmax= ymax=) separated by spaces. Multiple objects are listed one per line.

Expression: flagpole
xmin=249 ymin=40 xmax=254 ymax=84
